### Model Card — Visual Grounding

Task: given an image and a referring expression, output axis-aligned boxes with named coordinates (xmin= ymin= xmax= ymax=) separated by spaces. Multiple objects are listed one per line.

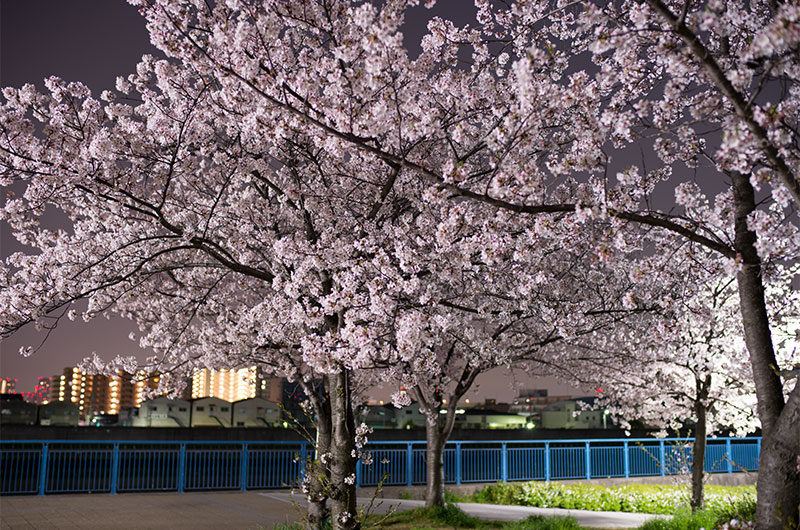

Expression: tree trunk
xmin=757 ymin=385 xmax=800 ymax=529
xmin=731 ymin=170 xmax=800 ymax=529
xmin=425 ymin=417 xmax=446 ymax=508
xmin=691 ymin=397 xmax=707 ymax=512
xmin=307 ymin=395 xmax=332 ymax=529
xmin=328 ymin=369 xmax=359 ymax=530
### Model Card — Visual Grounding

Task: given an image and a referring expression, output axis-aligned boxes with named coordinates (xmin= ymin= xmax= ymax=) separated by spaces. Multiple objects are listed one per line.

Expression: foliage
xmin=504 ymin=516 xmax=582 ymax=530
xmin=636 ymin=498 xmax=756 ymax=530
xmin=638 ymin=510 xmax=722 ymax=530
xmin=427 ymin=504 xmax=483 ymax=528
xmin=368 ymin=504 xmax=490 ymax=530
xmin=470 ymin=482 xmax=756 ymax=516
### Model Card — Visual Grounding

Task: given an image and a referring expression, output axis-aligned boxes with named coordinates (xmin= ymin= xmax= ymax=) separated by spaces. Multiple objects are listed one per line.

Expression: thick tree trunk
xmin=308 ymin=397 xmax=332 ymax=529
xmin=758 ymin=385 xmax=800 ymax=529
xmin=691 ymin=398 xmax=707 ymax=512
xmin=425 ymin=418 xmax=446 ymax=508
xmin=328 ymin=370 xmax=359 ymax=530
xmin=731 ymin=171 xmax=800 ymax=529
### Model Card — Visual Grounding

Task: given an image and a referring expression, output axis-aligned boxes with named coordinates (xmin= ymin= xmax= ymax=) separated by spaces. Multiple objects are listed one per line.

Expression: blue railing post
xmin=38 ymin=443 xmax=49 ymax=496
xmin=356 ymin=458 xmax=362 ymax=488
xmin=178 ymin=444 xmax=186 ymax=492
xmin=623 ymin=441 xmax=629 ymax=478
xmin=455 ymin=443 xmax=462 ymax=485
xmin=300 ymin=443 xmax=308 ymax=482
xmin=501 ymin=442 xmax=508 ymax=482
xmin=240 ymin=443 xmax=249 ymax=491
xmin=725 ymin=439 xmax=733 ymax=474
xmin=756 ymin=438 xmax=761 ymax=471
xmin=110 ymin=443 xmax=120 ymax=494
xmin=585 ymin=442 xmax=591 ymax=480
xmin=406 ymin=443 xmax=413 ymax=487
xmin=544 ymin=442 xmax=551 ymax=482
xmin=659 ymin=440 xmax=666 ymax=476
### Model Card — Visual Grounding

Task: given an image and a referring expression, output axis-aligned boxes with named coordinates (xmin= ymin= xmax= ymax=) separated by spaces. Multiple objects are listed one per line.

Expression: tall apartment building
xmin=0 ymin=377 xmax=16 ymax=394
xmin=47 ymin=367 xmax=158 ymax=418
xmin=189 ymin=367 xmax=282 ymax=403
xmin=28 ymin=377 xmax=52 ymax=405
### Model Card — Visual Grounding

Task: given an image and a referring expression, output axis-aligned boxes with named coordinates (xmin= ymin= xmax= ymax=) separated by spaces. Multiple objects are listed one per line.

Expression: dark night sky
xmin=0 ymin=0 xmax=581 ymax=401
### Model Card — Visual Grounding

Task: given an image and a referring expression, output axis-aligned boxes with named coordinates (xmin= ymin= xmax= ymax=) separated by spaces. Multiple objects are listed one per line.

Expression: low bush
xmin=638 ymin=509 xmax=721 ymax=530
xmin=469 ymin=482 xmax=756 ymax=516
xmin=636 ymin=501 xmax=755 ymax=530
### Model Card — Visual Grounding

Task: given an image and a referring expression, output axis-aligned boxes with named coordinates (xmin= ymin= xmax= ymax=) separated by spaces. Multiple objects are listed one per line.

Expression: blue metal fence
xmin=0 ymin=437 xmax=760 ymax=495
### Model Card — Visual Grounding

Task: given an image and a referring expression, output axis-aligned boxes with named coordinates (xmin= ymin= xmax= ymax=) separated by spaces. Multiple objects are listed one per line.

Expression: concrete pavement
xmin=0 ymin=490 xmax=301 ymax=530
xmin=0 ymin=490 xmax=664 ymax=529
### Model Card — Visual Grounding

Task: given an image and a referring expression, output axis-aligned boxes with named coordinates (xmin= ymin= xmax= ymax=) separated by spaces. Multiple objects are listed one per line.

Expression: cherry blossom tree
xmin=0 ymin=58 xmax=423 ymax=530
xmin=452 ymin=3 xmax=800 ymax=525
xmin=558 ymin=245 xmax=799 ymax=511
xmin=380 ymin=207 xmax=662 ymax=507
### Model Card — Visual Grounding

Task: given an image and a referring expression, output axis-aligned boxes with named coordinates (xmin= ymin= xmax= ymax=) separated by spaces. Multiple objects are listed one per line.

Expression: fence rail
xmin=0 ymin=437 xmax=760 ymax=495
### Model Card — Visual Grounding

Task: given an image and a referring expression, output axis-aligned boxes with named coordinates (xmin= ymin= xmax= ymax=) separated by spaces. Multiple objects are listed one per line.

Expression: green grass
xmin=636 ymin=498 xmax=756 ymax=530
xmin=505 ymin=515 xmax=583 ymax=530
xmin=466 ymin=482 xmax=756 ymax=516
xmin=637 ymin=509 xmax=720 ymax=530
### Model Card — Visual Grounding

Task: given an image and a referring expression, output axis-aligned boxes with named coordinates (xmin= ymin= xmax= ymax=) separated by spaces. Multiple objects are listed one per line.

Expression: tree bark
xmin=425 ymin=417 xmax=446 ymax=508
xmin=731 ymin=171 xmax=800 ymax=529
xmin=412 ymin=375 xmax=466 ymax=509
xmin=691 ymin=391 xmax=707 ymax=512
xmin=758 ymin=384 xmax=800 ymax=529
xmin=308 ymin=394 xmax=332 ymax=529
xmin=328 ymin=369 xmax=359 ymax=530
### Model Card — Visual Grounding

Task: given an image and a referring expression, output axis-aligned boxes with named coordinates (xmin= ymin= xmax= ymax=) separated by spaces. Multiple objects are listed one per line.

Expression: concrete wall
xmin=232 ymin=398 xmax=280 ymax=427
xmin=132 ymin=398 xmax=192 ymax=428
xmin=191 ymin=397 xmax=233 ymax=427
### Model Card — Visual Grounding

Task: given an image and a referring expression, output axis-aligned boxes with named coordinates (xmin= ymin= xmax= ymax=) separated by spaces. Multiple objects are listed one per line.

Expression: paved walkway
xmin=0 ymin=490 xmax=663 ymax=529
xmin=0 ymin=491 xmax=300 ymax=530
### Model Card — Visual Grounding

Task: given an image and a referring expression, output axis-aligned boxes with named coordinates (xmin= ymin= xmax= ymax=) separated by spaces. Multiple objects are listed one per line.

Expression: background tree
xmin=379 ymin=200 xmax=666 ymax=507
xmin=557 ymin=245 xmax=799 ymax=511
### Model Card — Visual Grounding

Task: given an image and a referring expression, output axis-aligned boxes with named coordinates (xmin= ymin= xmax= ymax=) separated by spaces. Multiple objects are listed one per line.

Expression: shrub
xmin=636 ymin=501 xmax=756 ymax=530
xmin=638 ymin=509 xmax=719 ymax=530
xmin=468 ymin=482 xmax=757 ymax=516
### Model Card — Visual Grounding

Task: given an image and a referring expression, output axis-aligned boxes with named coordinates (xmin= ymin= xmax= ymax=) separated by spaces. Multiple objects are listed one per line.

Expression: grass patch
xmin=638 ymin=509 xmax=720 ymax=530
xmin=636 ymin=501 xmax=755 ymax=530
xmin=506 ymin=515 xmax=584 ymax=530
xmin=370 ymin=504 xmax=500 ymax=529
xmin=468 ymin=482 xmax=756 ymax=516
